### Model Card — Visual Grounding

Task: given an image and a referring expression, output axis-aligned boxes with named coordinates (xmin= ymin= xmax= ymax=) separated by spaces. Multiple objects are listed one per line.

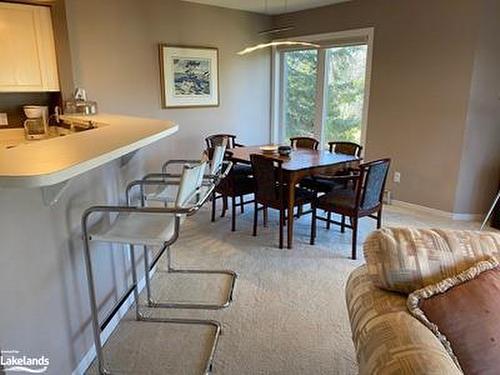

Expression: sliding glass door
xmin=278 ymin=40 xmax=370 ymax=148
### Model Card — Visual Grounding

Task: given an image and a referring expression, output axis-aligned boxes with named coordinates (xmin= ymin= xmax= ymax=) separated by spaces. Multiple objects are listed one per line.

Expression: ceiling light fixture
xmin=258 ymin=26 xmax=294 ymax=36
xmin=237 ymin=0 xmax=320 ymax=55
xmin=237 ymin=41 xmax=320 ymax=56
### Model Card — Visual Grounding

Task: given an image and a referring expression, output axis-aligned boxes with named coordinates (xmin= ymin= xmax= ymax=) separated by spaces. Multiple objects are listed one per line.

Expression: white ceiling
xmin=181 ymin=0 xmax=351 ymax=15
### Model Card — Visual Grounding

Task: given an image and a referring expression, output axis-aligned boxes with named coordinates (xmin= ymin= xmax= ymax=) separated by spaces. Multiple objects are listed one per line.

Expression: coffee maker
xmin=23 ymin=105 xmax=49 ymax=140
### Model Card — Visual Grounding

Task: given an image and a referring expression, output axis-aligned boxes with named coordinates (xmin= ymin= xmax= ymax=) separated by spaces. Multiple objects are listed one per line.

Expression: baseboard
xmin=451 ymin=212 xmax=484 ymax=221
xmin=391 ymin=200 xmax=484 ymax=222
xmin=72 ymin=265 xmax=156 ymax=375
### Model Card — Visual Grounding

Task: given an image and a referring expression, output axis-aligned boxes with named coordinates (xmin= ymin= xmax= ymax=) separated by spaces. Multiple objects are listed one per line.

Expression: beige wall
xmin=275 ymin=0 xmax=484 ymax=213
xmin=453 ymin=0 xmax=500 ymax=214
xmin=0 ymin=1 xmax=271 ymax=373
xmin=64 ymin=0 xmax=272 ymax=159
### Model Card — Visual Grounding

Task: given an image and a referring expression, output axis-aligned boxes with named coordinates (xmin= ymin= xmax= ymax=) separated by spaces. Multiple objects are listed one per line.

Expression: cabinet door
xmin=0 ymin=3 xmax=59 ymax=92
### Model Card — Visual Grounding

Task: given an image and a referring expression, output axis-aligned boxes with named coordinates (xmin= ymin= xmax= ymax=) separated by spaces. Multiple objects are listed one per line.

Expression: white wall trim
xmin=270 ymin=46 xmax=281 ymax=143
xmin=270 ymin=27 xmax=375 ymax=151
xmin=282 ymin=28 xmax=375 ymax=44
xmin=391 ymin=200 xmax=484 ymax=222
xmin=72 ymin=265 xmax=157 ymax=375
xmin=451 ymin=212 xmax=484 ymax=221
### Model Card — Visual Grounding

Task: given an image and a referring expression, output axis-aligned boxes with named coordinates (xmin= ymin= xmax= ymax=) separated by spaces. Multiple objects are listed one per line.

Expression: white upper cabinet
xmin=0 ymin=3 xmax=60 ymax=92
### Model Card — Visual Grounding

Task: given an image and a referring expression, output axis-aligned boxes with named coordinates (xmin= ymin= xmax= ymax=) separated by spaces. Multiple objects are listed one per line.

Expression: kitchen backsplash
xmin=0 ymin=92 xmax=62 ymax=128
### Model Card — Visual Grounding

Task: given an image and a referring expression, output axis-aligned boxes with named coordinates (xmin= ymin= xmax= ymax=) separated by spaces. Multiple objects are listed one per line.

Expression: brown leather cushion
xmin=408 ymin=259 xmax=500 ymax=374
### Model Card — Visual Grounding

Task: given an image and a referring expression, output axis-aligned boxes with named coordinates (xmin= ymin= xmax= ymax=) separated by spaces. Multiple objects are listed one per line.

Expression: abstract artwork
xmin=160 ymin=45 xmax=219 ymax=108
xmin=173 ymin=58 xmax=211 ymax=96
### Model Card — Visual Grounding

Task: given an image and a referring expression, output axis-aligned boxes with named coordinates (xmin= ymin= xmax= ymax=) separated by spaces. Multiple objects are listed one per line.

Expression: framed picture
xmin=159 ymin=44 xmax=219 ymax=108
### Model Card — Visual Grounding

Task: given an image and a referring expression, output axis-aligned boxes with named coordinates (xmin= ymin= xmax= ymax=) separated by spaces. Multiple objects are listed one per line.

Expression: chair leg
xmin=253 ymin=201 xmax=258 ymax=236
xmin=128 ymin=244 xmax=142 ymax=321
xmin=221 ymin=196 xmax=228 ymax=217
xmin=144 ymin=246 xmax=153 ymax=306
xmin=263 ymin=206 xmax=268 ymax=227
xmin=279 ymin=209 xmax=284 ymax=249
xmin=240 ymin=195 xmax=245 ymax=213
xmin=351 ymin=217 xmax=358 ymax=260
xmin=377 ymin=207 xmax=383 ymax=229
xmin=341 ymin=215 xmax=346 ymax=233
xmin=211 ymin=192 xmax=216 ymax=222
xmin=310 ymin=205 xmax=317 ymax=245
xmin=326 ymin=211 xmax=332 ymax=230
xmin=82 ymin=232 xmax=107 ymax=375
xmin=231 ymin=196 xmax=236 ymax=232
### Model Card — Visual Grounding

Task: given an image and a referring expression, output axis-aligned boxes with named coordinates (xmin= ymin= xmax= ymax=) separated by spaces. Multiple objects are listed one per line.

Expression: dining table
xmin=228 ymin=145 xmax=361 ymax=249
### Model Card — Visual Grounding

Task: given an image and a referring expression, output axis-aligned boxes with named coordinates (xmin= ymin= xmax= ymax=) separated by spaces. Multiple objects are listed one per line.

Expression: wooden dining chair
xmin=298 ymin=141 xmax=363 ymax=220
xmin=300 ymin=141 xmax=363 ymax=193
xmin=290 ymin=136 xmax=320 ymax=150
xmin=310 ymin=158 xmax=391 ymax=260
xmin=328 ymin=141 xmax=363 ymax=157
xmin=206 ymin=133 xmax=246 ymax=149
xmin=250 ymin=154 xmax=315 ymax=249
xmin=205 ymin=134 xmax=255 ymax=229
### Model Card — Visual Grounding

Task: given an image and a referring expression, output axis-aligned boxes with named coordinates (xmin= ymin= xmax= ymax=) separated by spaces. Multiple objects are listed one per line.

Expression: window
xmin=324 ymin=45 xmax=367 ymax=144
xmin=273 ymin=29 xmax=373 ymax=150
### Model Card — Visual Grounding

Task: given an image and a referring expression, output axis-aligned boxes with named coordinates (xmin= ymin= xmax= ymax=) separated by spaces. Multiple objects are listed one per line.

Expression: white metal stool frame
xmin=142 ymin=145 xmax=227 ymax=206
xmin=130 ymin=162 xmax=238 ymax=311
xmin=82 ymin=181 xmax=219 ymax=375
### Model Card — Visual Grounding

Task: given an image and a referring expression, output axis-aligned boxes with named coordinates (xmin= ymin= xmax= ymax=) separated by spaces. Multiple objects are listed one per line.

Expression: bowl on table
xmin=260 ymin=145 xmax=279 ymax=154
xmin=278 ymin=145 xmax=292 ymax=156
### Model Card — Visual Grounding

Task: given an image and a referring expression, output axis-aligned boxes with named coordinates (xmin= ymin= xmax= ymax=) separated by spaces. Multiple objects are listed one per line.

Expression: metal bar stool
xmin=82 ymin=161 xmax=223 ymax=375
xmin=127 ymin=149 xmax=237 ymax=310
xmin=142 ymin=145 xmax=227 ymax=207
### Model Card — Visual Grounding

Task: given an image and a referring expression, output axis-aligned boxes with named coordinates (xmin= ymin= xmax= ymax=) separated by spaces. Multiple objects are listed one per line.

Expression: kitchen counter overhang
xmin=0 ymin=114 xmax=178 ymax=188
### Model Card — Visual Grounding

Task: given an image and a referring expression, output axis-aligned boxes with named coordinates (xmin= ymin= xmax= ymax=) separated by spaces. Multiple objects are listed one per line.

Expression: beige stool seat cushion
xmin=146 ymin=184 xmax=212 ymax=206
xmin=145 ymin=184 xmax=178 ymax=204
xmin=89 ymin=212 xmax=176 ymax=247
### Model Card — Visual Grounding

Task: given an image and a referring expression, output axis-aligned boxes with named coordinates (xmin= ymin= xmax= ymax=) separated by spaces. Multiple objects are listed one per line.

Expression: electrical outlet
xmin=393 ymin=171 xmax=401 ymax=183
xmin=0 ymin=113 xmax=8 ymax=126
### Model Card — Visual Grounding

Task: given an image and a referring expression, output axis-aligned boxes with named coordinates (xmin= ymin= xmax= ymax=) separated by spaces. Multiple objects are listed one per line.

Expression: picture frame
xmin=159 ymin=44 xmax=219 ymax=108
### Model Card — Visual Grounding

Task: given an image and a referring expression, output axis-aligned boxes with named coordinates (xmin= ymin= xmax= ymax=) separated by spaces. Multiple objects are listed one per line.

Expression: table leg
xmin=287 ymin=175 xmax=297 ymax=249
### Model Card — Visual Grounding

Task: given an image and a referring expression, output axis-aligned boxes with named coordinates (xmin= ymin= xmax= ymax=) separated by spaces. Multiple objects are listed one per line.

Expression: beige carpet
xmin=87 ymin=204 xmax=480 ymax=375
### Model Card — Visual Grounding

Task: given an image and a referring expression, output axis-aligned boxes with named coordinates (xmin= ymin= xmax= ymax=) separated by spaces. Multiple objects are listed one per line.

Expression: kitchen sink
xmin=0 ymin=119 xmax=108 ymax=149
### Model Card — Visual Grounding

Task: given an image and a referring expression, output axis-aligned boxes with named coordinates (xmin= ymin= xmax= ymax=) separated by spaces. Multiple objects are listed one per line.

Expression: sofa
xmin=345 ymin=228 xmax=500 ymax=374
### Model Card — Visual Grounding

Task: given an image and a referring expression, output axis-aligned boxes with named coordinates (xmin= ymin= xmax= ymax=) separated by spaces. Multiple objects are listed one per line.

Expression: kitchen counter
xmin=0 ymin=114 xmax=178 ymax=187
xmin=0 ymin=113 xmax=180 ymax=375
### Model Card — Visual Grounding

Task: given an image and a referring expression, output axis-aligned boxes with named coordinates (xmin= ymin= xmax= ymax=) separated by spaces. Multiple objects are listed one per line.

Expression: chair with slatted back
xmin=205 ymin=134 xmax=255 ymax=231
xmin=250 ymin=154 xmax=315 ymax=249
xmin=205 ymin=133 xmax=241 ymax=149
xmin=310 ymin=158 xmax=391 ymax=259
xmin=329 ymin=141 xmax=363 ymax=157
xmin=205 ymin=134 xmax=251 ymax=177
xmin=290 ymin=136 xmax=320 ymax=150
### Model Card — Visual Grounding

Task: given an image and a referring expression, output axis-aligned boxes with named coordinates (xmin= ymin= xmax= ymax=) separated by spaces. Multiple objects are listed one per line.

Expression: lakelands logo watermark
xmin=0 ymin=350 xmax=49 ymax=373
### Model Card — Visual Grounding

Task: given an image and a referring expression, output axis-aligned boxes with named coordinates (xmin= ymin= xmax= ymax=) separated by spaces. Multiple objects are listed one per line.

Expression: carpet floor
xmin=87 ymin=204 xmax=481 ymax=375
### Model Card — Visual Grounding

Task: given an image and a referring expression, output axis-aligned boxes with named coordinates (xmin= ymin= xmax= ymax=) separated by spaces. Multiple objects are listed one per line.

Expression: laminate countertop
xmin=0 ymin=114 xmax=178 ymax=188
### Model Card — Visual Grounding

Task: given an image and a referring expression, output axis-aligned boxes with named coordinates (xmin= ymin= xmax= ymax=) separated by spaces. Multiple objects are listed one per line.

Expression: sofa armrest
xmin=346 ymin=266 xmax=462 ymax=375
